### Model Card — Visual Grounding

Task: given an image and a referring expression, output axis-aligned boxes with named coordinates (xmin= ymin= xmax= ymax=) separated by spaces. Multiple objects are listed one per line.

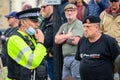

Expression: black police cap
xmin=17 ymin=8 xmax=40 ymax=20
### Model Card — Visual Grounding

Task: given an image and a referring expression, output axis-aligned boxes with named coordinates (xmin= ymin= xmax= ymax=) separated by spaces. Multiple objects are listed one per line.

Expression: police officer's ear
xmin=21 ymin=19 xmax=27 ymax=26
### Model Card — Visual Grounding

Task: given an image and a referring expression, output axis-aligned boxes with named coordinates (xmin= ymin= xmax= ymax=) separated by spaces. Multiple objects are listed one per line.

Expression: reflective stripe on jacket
xmin=7 ymin=30 xmax=47 ymax=69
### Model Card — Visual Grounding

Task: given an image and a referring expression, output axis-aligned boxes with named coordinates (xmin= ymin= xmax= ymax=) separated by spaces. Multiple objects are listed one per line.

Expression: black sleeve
xmin=75 ymin=40 xmax=81 ymax=61
xmin=104 ymin=34 xmax=120 ymax=62
xmin=110 ymin=39 xmax=120 ymax=61
xmin=109 ymin=38 xmax=120 ymax=70
xmin=44 ymin=26 xmax=53 ymax=53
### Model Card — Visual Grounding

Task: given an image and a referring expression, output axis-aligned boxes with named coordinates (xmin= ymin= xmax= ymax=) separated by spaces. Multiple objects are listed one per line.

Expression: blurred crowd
xmin=0 ymin=0 xmax=120 ymax=80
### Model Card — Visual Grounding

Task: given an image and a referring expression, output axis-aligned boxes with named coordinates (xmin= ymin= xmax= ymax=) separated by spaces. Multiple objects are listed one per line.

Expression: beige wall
xmin=0 ymin=0 xmax=9 ymax=30
xmin=11 ymin=0 xmax=37 ymax=11
xmin=0 ymin=0 xmax=38 ymax=30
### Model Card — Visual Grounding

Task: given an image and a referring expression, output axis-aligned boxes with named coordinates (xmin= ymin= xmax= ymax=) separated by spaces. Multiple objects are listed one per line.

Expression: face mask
xmin=26 ymin=26 xmax=36 ymax=35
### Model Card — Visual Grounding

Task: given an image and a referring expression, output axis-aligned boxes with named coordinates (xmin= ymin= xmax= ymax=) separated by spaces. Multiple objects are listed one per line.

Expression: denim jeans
xmin=62 ymin=56 xmax=81 ymax=80
xmin=46 ymin=57 xmax=54 ymax=80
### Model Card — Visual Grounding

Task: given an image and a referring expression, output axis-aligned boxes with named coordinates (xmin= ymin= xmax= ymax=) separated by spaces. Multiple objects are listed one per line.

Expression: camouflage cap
xmin=64 ymin=3 xmax=77 ymax=11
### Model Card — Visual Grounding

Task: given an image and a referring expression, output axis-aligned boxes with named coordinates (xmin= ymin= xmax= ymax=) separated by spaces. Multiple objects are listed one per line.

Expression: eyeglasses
xmin=83 ymin=23 xmax=99 ymax=28
xmin=29 ymin=19 xmax=39 ymax=23
xmin=65 ymin=9 xmax=77 ymax=13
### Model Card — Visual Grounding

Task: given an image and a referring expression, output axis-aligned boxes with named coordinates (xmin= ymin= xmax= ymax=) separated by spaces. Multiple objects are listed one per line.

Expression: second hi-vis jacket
xmin=7 ymin=30 xmax=47 ymax=69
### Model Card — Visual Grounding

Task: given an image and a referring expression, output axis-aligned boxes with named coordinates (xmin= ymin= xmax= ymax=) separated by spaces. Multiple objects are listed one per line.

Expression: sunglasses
xmin=29 ymin=19 xmax=39 ymax=23
xmin=41 ymin=5 xmax=48 ymax=9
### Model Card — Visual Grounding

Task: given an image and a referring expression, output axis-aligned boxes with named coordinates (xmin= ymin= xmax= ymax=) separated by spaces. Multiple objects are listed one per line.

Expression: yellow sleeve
xmin=7 ymin=35 xmax=47 ymax=69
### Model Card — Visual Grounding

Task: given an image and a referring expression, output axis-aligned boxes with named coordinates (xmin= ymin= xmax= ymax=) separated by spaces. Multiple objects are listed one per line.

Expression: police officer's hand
xmin=35 ymin=29 xmax=44 ymax=43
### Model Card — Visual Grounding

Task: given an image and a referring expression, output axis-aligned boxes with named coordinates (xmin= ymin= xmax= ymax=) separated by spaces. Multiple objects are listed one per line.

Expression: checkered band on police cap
xmin=17 ymin=8 xmax=40 ymax=20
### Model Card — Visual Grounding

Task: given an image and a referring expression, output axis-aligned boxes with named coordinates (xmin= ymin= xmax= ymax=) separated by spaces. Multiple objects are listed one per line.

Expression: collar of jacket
xmin=105 ymin=6 xmax=120 ymax=16
xmin=44 ymin=13 xmax=53 ymax=21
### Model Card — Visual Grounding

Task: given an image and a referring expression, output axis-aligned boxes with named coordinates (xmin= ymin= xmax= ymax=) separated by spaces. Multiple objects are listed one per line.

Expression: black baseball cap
xmin=109 ymin=0 xmax=119 ymax=2
xmin=83 ymin=15 xmax=101 ymax=24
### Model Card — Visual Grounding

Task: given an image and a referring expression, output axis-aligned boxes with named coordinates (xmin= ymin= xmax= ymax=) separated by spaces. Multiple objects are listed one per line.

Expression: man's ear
xmin=96 ymin=24 xmax=100 ymax=29
xmin=23 ymin=20 xmax=27 ymax=24
xmin=20 ymin=20 xmax=27 ymax=26
xmin=86 ymin=19 xmax=90 ymax=24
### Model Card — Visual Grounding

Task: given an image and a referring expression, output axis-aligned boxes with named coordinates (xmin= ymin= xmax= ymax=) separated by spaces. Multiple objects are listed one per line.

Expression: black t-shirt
xmin=75 ymin=33 xmax=120 ymax=80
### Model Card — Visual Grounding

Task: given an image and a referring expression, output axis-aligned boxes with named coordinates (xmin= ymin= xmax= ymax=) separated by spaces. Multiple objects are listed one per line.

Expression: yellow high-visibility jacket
xmin=7 ymin=30 xmax=47 ymax=69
